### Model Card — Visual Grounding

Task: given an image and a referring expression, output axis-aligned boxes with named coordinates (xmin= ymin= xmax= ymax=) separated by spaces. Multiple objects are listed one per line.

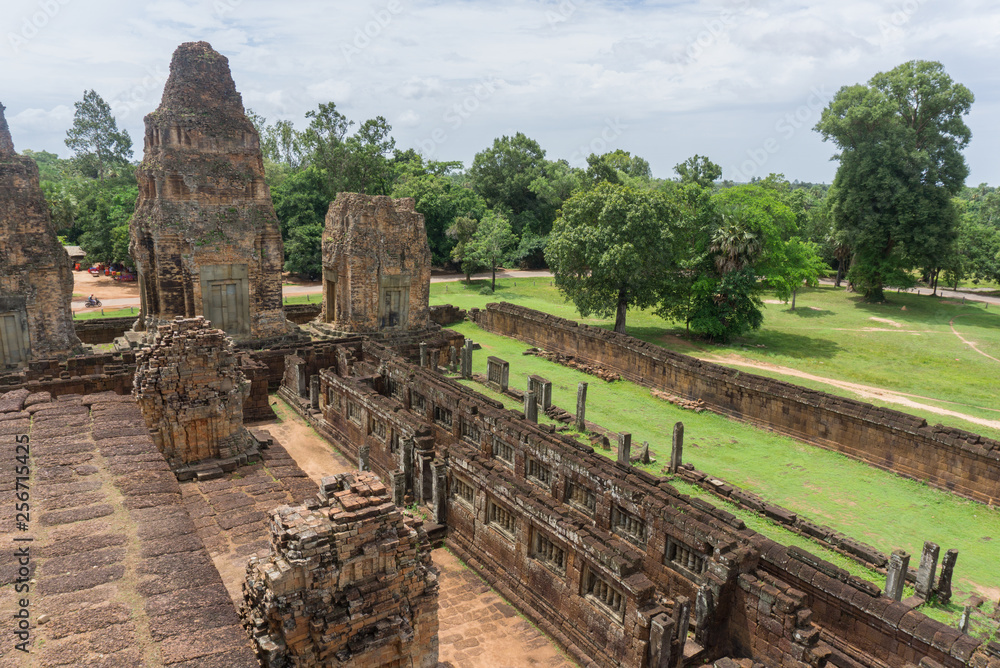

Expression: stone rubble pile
xmin=241 ymin=470 xmax=439 ymax=668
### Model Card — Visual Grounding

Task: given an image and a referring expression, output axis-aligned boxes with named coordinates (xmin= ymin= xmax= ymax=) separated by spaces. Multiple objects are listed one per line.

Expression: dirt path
xmin=950 ymin=315 xmax=1000 ymax=364
xmin=704 ymin=353 xmax=1000 ymax=431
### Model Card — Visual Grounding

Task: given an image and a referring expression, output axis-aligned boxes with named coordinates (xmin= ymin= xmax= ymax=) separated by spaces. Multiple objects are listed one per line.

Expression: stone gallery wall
xmin=472 ymin=302 xmax=1000 ymax=506
xmin=282 ymin=341 xmax=991 ymax=668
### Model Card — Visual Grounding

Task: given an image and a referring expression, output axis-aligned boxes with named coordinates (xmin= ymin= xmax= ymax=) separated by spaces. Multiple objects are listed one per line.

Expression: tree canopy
xmin=546 ymin=182 xmax=683 ymax=333
xmin=64 ymin=90 xmax=133 ymax=180
xmin=815 ymin=60 xmax=973 ymax=301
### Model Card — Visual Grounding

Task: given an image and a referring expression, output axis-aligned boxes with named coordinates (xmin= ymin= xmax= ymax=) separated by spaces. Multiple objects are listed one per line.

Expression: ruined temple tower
xmin=320 ymin=193 xmax=433 ymax=337
xmin=129 ymin=42 xmax=287 ymax=342
xmin=0 ymin=101 xmax=81 ymax=367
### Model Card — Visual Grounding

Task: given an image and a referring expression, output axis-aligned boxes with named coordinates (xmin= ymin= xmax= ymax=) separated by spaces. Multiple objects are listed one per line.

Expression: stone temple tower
xmin=0 ymin=101 xmax=81 ymax=367
xmin=129 ymin=41 xmax=287 ymax=343
xmin=319 ymin=193 xmax=433 ymax=338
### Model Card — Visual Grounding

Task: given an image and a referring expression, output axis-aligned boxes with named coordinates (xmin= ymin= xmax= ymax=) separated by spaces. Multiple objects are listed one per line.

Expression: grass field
xmin=430 ymin=279 xmax=1000 ymax=440
xmin=73 ymin=306 xmax=138 ymax=320
xmin=446 ymin=320 xmax=1000 ymax=603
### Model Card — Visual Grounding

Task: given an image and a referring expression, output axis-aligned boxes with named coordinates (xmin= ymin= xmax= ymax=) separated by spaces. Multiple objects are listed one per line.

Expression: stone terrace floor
xmin=0 ymin=390 xmax=257 ymax=667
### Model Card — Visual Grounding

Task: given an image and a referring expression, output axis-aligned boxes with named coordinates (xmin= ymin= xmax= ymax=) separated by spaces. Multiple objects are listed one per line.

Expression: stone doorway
xmin=378 ymin=274 xmax=410 ymax=331
xmin=200 ymin=264 xmax=250 ymax=337
xmin=0 ymin=310 xmax=29 ymax=367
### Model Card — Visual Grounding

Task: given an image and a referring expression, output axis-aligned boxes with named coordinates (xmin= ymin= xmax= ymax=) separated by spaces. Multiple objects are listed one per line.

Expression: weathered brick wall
xmin=321 ymin=193 xmax=432 ymax=333
xmin=134 ymin=316 xmax=254 ymax=466
xmin=0 ymin=101 xmax=82 ymax=363
xmin=472 ymin=303 xmax=1000 ymax=505
xmin=241 ymin=471 xmax=439 ymax=668
xmin=73 ymin=316 xmax=137 ymax=343
xmin=753 ymin=537 xmax=979 ymax=668
xmin=283 ymin=302 xmax=321 ymax=324
xmin=429 ymin=303 xmax=465 ymax=326
xmin=128 ymin=42 xmax=288 ymax=342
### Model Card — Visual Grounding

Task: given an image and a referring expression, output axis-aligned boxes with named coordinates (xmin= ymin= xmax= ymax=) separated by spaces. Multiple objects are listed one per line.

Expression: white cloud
xmin=1 ymin=0 xmax=998 ymax=182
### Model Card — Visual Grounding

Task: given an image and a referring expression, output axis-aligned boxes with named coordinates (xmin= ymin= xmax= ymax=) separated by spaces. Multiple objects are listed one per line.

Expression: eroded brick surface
xmin=134 ymin=317 xmax=255 ymax=467
xmin=0 ymin=102 xmax=81 ymax=366
xmin=241 ymin=471 xmax=439 ymax=668
xmin=129 ymin=41 xmax=288 ymax=342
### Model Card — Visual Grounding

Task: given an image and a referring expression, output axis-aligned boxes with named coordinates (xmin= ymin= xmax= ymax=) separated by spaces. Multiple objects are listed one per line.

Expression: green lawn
xmin=73 ymin=307 xmax=138 ymax=320
xmin=283 ymin=294 xmax=321 ymax=305
xmin=430 ymin=279 xmax=1000 ymax=440
xmin=448 ymin=320 xmax=1000 ymax=602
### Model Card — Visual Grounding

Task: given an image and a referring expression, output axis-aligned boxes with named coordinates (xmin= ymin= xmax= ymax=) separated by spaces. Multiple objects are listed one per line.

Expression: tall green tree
xmin=469 ymin=133 xmax=550 ymax=236
xmin=674 ymin=154 xmax=721 ymax=189
xmin=815 ymin=60 xmax=974 ymax=301
xmin=464 ymin=211 xmax=518 ymax=291
xmin=271 ymin=166 xmax=330 ymax=277
xmin=547 ymin=182 xmax=683 ymax=333
xmin=64 ymin=90 xmax=133 ymax=180
xmin=392 ymin=157 xmax=487 ymax=265
xmin=658 ymin=184 xmax=799 ymax=341
xmin=770 ymin=237 xmax=828 ymax=309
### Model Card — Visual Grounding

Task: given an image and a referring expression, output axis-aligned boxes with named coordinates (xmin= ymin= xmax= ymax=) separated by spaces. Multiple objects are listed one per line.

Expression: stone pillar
xmin=958 ymin=606 xmax=972 ymax=634
xmin=487 ymin=357 xmax=510 ymax=392
xmin=937 ymin=549 xmax=958 ymax=604
xmin=431 ymin=462 xmax=447 ymax=524
xmin=419 ymin=342 xmax=428 ymax=368
xmin=670 ymin=422 xmax=684 ymax=473
xmin=295 ymin=360 xmax=307 ymax=397
xmin=392 ymin=470 xmax=406 ymax=507
xmin=524 ymin=390 xmax=538 ymax=423
xmin=575 ymin=382 xmax=588 ymax=432
xmin=617 ymin=432 xmax=632 ymax=465
xmin=916 ymin=541 xmax=940 ymax=599
xmin=402 ymin=438 xmax=414 ymax=497
xmin=461 ymin=340 xmax=473 ymax=378
xmin=449 ymin=346 xmax=458 ymax=373
xmin=309 ymin=375 xmax=320 ymax=410
xmin=885 ymin=550 xmax=910 ymax=602
xmin=648 ymin=612 xmax=676 ymax=668
xmin=359 ymin=444 xmax=371 ymax=472
xmin=694 ymin=584 xmax=714 ymax=644
xmin=673 ymin=595 xmax=691 ymax=667
xmin=527 ymin=375 xmax=552 ymax=410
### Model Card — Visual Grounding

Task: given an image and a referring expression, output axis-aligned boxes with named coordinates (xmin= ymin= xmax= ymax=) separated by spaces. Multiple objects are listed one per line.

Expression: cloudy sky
xmin=3 ymin=0 xmax=999 ymax=184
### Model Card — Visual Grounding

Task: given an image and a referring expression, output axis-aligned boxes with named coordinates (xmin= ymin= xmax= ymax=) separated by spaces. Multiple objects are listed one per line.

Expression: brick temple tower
xmin=0 ymin=101 xmax=81 ymax=367
xmin=129 ymin=41 xmax=288 ymax=343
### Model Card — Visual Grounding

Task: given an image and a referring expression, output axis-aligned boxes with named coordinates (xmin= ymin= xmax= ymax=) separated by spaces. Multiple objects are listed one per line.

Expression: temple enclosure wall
xmin=278 ymin=341 xmax=996 ymax=668
xmin=471 ymin=303 xmax=1000 ymax=506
